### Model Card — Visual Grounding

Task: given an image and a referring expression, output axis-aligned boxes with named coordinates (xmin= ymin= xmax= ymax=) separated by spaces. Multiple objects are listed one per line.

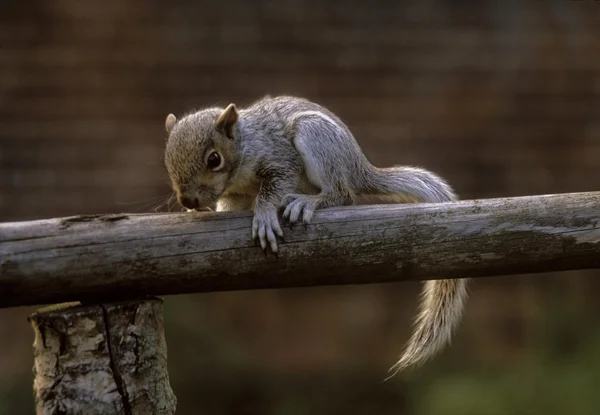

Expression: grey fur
xmin=164 ymin=95 xmax=469 ymax=373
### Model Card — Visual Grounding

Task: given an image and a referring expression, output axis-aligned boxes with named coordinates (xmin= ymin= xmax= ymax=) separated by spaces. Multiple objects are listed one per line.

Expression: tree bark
xmin=2 ymin=191 xmax=600 ymax=308
xmin=30 ymin=298 xmax=177 ymax=415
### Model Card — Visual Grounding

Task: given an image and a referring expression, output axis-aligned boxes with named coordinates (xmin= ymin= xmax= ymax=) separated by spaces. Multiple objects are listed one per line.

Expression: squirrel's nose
xmin=179 ymin=195 xmax=199 ymax=210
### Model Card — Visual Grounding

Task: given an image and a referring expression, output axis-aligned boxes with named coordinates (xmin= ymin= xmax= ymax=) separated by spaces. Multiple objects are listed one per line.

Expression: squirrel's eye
xmin=206 ymin=151 xmax=223 ymax=170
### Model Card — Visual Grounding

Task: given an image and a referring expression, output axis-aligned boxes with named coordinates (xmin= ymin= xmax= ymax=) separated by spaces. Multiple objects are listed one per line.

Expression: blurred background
xmin=2 ymin=0 xmax=600 ymax=414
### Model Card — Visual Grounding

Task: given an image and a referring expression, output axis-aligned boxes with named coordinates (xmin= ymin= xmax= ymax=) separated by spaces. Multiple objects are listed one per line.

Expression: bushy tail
xmin=359 ymin=165 xmax=457 ymax=204
xmin=387 ymin=279 xmax=469 ymax=378
xmin=359 ymin=165 xmax=469 ymax=376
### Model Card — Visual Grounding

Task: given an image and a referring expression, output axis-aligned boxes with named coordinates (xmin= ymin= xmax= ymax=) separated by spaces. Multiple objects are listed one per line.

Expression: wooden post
xmin=29 ymin=298 xmax=177 ymax=415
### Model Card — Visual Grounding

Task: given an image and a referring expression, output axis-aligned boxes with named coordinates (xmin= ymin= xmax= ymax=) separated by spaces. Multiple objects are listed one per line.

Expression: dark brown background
xmin=2 ymin=1 xmax=600 ymax=414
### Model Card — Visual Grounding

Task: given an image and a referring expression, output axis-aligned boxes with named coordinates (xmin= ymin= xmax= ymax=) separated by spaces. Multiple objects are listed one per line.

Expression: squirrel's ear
xmin=165 ymin=113 xmax=177 ymax=134
xmin=215 ymin=103 xmax=239 ymax=139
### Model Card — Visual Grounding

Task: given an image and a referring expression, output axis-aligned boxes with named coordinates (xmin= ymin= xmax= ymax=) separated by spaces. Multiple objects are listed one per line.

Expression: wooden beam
xmin=2 ymin=192 xmax=600 ymax=309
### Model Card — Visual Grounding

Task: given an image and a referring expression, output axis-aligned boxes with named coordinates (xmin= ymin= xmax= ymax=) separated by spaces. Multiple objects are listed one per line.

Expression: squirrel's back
xmin=242 ymin=95 xmax=352 ymax=133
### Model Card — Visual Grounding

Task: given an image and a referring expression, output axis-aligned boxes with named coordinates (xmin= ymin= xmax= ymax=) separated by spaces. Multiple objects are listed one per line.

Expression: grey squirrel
xmin=163 ymin=95 xmax=468 ymax=374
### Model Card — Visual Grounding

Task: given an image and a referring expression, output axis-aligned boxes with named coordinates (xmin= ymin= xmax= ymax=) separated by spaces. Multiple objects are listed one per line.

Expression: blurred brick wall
xmin=1 ymin=0 xmax=600 ymax=413
xmin=2 ymin=0 xmax=599 ymax=221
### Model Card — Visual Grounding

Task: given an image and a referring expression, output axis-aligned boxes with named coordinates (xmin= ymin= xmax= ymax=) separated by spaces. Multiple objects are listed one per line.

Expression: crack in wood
xmin=59 ymin=214 xmax=129 ymax=229
xmin=100 ymin=304 xmax=133 ymax=415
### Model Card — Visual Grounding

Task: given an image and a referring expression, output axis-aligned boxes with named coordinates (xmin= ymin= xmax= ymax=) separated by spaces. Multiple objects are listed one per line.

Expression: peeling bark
xmin=30 ymin=299 xmax=176 ymax=415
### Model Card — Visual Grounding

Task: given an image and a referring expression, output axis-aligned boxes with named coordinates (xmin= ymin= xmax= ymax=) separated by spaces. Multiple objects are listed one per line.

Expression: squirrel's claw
xmin=252 ymin=206 xmax=283 ymax=257
xmin=281 ymin=194 xmax=317 ymax=225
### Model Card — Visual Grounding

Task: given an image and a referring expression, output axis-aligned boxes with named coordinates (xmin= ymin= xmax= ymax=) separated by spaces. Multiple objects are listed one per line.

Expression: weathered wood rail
xmin=2 ymin=191 xmax=600 ymax=309
xmin=1 ymin=191 xmax=599 ymax=414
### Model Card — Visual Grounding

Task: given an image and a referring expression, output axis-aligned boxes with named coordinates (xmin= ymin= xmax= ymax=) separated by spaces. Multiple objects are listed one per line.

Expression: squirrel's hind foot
xmin=280 ymin=194 xmax=319 ymax=225
xmin=280 ymin=192 xmax=353 ymax=225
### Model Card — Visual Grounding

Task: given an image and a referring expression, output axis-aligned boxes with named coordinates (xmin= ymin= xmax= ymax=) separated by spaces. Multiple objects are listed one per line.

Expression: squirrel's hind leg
xmin=282 ymin=116 xmax=358 ymax=224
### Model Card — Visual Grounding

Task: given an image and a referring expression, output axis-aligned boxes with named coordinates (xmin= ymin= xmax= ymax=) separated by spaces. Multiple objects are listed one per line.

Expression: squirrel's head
xmin=164 ymin=103 xmax=240 ymax=210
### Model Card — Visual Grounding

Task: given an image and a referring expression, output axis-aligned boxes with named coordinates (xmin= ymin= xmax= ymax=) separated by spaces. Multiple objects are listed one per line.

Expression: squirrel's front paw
xmin=252 ymin=206 xmax=284 ymax=255
xmin=280 ymin=194 xmax=318 ymax=225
